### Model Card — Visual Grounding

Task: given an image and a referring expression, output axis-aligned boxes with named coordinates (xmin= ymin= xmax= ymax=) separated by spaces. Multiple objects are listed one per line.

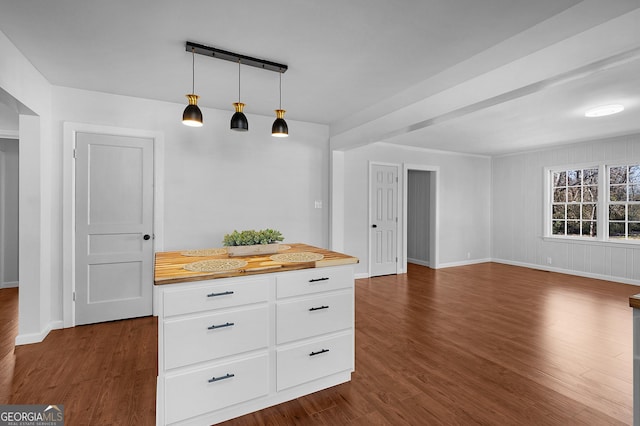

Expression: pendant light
xmin=182 ymin=47 xmax=203 ymax=127
xmin=272 ymin=70 xmax=288 ymax=137
xmin=230 ymin=60 xmax=248 ymax=131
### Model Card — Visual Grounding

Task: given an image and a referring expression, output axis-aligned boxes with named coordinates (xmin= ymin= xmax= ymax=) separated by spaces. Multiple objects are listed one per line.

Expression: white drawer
xmin=276 ymin=266 xmax=353 ymax=299
xmin=276 ymin=290 xmax=353 ymax=344
xmin=165 ymin=353 xmax=268 ymax=424
xmin=162 ymin=276 xmax=270 ymax=317
xmin=276 ymin=332 xmax=353 ymax=391
xmin=164 ymin=305 xmax=268 ymax=370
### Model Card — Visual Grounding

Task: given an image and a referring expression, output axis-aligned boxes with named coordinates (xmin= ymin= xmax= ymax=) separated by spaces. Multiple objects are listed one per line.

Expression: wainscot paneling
xmin=492 ymin=133 xmax=640 ymax=285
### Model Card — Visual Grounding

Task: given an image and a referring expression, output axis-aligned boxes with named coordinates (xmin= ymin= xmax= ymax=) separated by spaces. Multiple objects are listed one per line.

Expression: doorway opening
xmin=403 ymin=165 xmax=438 ymax=270
xmin=0 ymin=138 xmax=19 ymax=289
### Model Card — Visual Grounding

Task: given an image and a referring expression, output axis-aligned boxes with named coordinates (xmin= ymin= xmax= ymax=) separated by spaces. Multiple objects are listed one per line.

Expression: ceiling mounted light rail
xmin=186 ymin=41 xmax=288 ymax=73
xmin=181 ymin=41 xmax=289 ymax=136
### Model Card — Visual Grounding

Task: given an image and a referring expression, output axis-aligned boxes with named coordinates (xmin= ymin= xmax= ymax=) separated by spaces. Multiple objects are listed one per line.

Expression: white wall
xmin=0 ymin=28 xmax=56 ymax=344
xmin=492 ymin=132 xmax=640 ymax=283
xmin=341 ymin=142 xmax=492 ymax=276
xmin=52 ymin=86 xmax=330 ymax=254
xmin=0 ymin=138 xmax=18 ymax=286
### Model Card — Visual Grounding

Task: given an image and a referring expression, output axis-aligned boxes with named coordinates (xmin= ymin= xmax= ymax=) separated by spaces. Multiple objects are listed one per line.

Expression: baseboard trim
xmin=438 ymin=258 xmax=492 ymax=269
xmin=1 ymin=281 xmax=18 ymax=288
xmin=492 ymin=258 xmax=640 ymax=287
xmin=407 ymin=258 xmax=430 ymax=267
xmin=15 ymin=320 xmax=64 ymax=346
xmin=354 ymin=273 xmax=370 ymax=279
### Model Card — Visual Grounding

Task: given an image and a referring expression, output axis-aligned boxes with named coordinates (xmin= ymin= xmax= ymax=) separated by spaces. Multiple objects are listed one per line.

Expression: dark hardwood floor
xmin=1 ymin=262 xmax=637 ymax=425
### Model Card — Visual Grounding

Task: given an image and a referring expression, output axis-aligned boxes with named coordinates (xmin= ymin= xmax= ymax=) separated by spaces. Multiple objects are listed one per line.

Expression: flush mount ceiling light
xmin=182 ymin=41 xmax=288 ymax=135
xmin=584 ymin=104 xmax=625 ymax=118
xmin=182 ymin=47 xmax=203 ymax=127
xmin=272 ymin=70 xmax=288 ymax=137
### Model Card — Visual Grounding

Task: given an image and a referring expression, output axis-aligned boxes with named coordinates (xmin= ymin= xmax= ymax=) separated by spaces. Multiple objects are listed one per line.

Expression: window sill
xmin=542 ymin=235 xmax=640 ymax=247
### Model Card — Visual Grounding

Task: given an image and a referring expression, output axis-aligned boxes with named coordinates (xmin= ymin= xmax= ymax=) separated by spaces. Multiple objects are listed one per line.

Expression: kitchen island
xmin=154 ymin=244 xmax=358 ymax=425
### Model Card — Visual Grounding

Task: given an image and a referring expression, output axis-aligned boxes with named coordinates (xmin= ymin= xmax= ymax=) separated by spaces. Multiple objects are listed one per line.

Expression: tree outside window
xmin=551 ymin=168 xmax=598 ymax=237
xmin=609 ymin=165 xmax=640 ymax=240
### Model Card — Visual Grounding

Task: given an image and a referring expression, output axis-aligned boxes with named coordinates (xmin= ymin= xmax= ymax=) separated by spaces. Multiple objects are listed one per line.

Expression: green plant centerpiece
xmin=222 ymin=228 xmax=284 ymax=257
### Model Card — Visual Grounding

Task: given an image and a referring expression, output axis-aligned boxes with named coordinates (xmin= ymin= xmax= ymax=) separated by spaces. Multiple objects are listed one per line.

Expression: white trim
xmin=0 ymin=129 xmax=18 ymax=139
xmin=402 ymin=164 xmax=440 ymax=271
xmin=0 ymin=150 xmax=4 ymax=287
xmin=1 ymin=281 xmax=18 ymax=288
xmin=373 ymin=142 xmax=490 ymax=159
xmin=14 ymin=320 xmax=63 ymax=346
xmin=493 ymin=258 xmax=640 ymax=287
xmin=368 ymin=161 xmax=401 ymax=277
xmin=354 ymin=273 xmax=370 ymax=280
xmin=407 ymin=258 xmax=430 ymax=267
xmin=330 ymin=150 xmax=345 ymax=252
xmin=63 ymin=122 xmax=165 ymax=327
xmin=493 ymin=131 xmax=640 ymax=160
xmin=438 ymin=258 xmax=492 ymax=269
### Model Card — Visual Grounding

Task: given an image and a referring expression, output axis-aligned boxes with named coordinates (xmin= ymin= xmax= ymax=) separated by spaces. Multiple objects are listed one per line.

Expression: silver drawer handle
xmin=207 ymin=322 xmax=234 ymax=330
xmin=309 ymin=277 xmax=329 ymax=283
xmin=309 ymin=305 xmax=329 ymax=312
xmin=208 ymin=373 xmax=235 ymax=383
xmin=309 ymin=349 xmax=330 ymax=357
xmin=207 ymin=290 xmax=234 ymax=297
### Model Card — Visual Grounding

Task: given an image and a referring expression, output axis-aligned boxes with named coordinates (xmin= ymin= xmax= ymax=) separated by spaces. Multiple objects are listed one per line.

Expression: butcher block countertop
xmin=154 ymin=243 xmax=359 ymax=285
xmin=629 ymin=294 xmax=640 ymax=309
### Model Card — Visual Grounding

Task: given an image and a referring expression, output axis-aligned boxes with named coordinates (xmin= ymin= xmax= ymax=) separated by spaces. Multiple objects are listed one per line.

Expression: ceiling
xmin=0 ymin=0 xmax=639 ymax=155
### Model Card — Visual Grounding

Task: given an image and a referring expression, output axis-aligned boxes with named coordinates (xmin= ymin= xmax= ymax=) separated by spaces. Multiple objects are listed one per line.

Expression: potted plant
xmin=222 ymin=228 xmax=284 ymax=257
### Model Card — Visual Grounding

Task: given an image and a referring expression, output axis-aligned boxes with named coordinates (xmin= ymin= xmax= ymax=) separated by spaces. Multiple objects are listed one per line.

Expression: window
xmin=547 ymin=163 xmax=640 ymax=243
xmin=608 ymin=164 xmax=640 ymax=240
xmin=551 ymin=168 xmax=598 ymax=237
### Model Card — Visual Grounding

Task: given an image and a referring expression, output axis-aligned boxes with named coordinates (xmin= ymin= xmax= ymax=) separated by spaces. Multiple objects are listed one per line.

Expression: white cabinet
xmin=156 ymin=265 xmax=354 ymax=425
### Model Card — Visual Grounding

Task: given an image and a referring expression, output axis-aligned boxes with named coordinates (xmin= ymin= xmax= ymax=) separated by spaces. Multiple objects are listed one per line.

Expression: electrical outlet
xmin=547 ymin=257 xmax=552 ymax=265
xmin=314 ymin=200 xmax=323 ymax=209
xmin=467 ymin=252 xmax=471 ymax=259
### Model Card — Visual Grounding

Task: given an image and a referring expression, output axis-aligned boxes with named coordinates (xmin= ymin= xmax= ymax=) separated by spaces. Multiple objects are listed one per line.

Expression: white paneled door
xmin=370 ymin=164 xmax=398 ymax=277
xmin=75 ymin=132 xmax=154 ymax=325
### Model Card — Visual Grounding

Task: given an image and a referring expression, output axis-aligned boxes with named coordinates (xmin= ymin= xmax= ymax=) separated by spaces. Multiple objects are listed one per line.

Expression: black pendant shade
xmin=231 ymin=102 xmax=248 ymax=131
xmin=272 ymin=71 xmax=288 ymax=137
xmin=230 ymin=60 xmax=249 ymax=131
xmin=182 ymin=48 xmax=203 ymax=127
xmin=182 ymin=94 xmax=203 ymax=127
xmin=272 ymin=109 xmax=288 ymax=137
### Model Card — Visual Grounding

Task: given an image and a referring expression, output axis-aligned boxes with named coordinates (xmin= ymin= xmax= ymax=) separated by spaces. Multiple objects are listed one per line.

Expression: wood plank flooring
xmin=1 ymin=262 xmax=638 ymax=425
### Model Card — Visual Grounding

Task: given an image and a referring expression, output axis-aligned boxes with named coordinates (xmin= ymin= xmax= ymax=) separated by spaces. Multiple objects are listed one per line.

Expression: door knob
xmin=143 ymin=234 xmax=151 ymax=240
xmin=371 ymin=224 xmax=377 ymax=228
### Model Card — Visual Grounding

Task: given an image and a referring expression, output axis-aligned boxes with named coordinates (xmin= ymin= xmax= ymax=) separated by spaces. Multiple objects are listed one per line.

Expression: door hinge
xmin=73 ymin=291 xmax=76 ymax=302
xmin=395 ymin=217 xmax=398 ymax=222
xmin=73 ymin=148 xmax=76 ymax=159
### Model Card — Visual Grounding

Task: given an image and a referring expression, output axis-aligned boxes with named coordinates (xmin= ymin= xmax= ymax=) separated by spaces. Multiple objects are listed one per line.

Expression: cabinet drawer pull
xmin=207 ymin=322 xmax=235 ymax=330
xmin=208 ymin=373 xmax=235 ymax=383
xmin=309 ymin=349 xmax=330 ymax=357
xmin=207 ymin=290 xmax=234 ymax=297
xmin=309 ymin=305 xmax=329 ymax=311
xmin=309 ymin=277 xmax=329 ymax=283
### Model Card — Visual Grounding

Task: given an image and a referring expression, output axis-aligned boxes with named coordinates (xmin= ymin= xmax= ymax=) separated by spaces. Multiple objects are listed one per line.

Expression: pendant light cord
xmin=238 ymin=59 xmax=241 ymax=102
xmin=191 ymin=48 xmax=195 ymax=94
xmin=279 ymin=71 xmax=282 ymax=109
